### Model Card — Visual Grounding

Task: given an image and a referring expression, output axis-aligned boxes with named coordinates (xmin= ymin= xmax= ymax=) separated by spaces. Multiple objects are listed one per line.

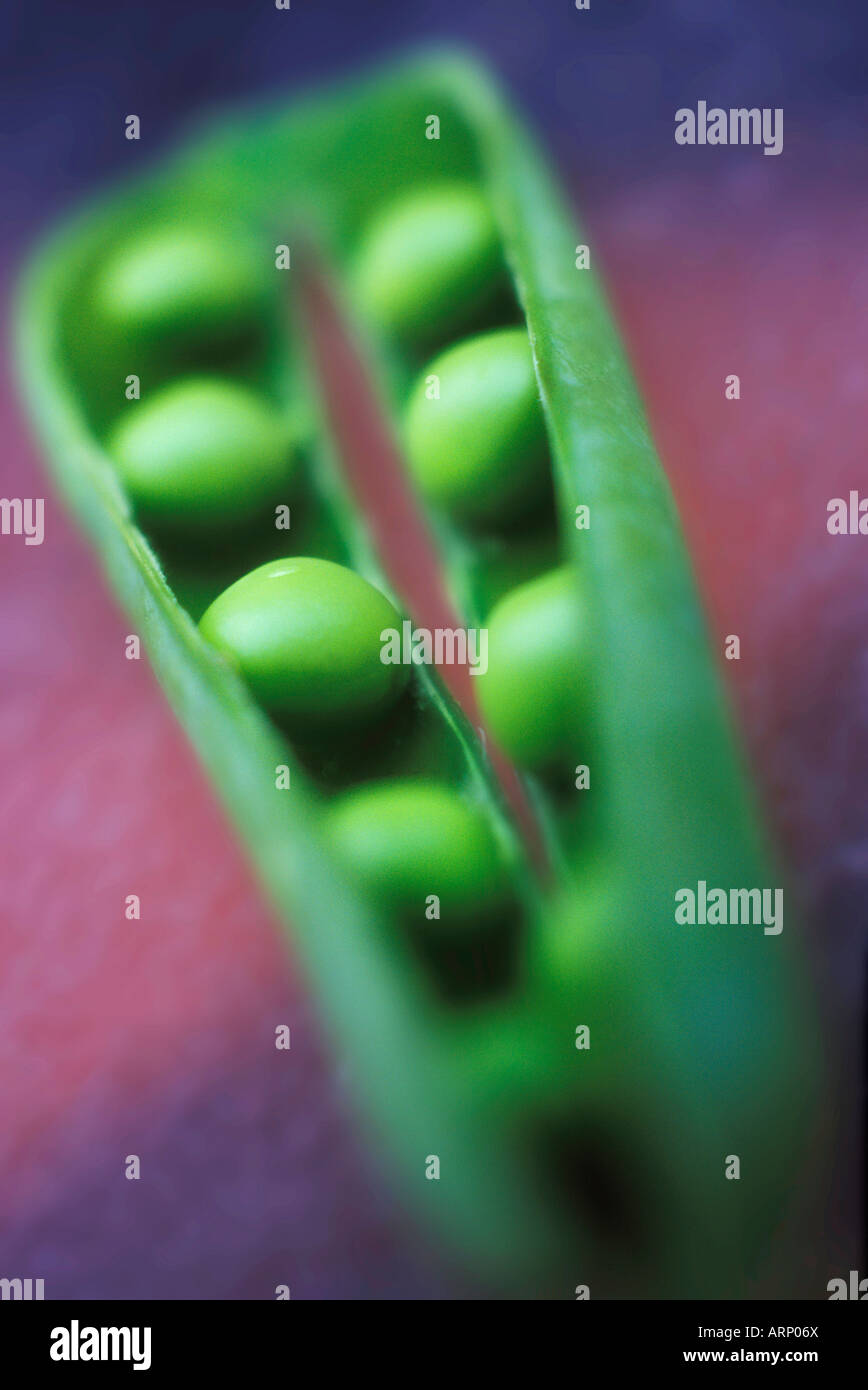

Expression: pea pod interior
xmin=15 ymin=51 xmax=819 ymax=1296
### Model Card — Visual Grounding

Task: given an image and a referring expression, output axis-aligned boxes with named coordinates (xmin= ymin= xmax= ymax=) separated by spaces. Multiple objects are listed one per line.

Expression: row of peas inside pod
xmin=353 ymin=181 xmax=590 ymax=862
xmin=85 ymin=194 xmax=555 ymax=1001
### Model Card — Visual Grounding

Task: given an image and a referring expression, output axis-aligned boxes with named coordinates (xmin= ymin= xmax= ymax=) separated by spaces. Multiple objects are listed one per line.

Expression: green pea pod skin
xmin=16 ymin=50 xmax=820 ymax=1297
xmin=432 ymin=64 xmax=822 ymax=1291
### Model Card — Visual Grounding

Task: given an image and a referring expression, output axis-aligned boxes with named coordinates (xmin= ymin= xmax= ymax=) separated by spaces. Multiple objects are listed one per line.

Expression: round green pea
xmin=326 ymin=779 xmax=512 ymax=921
xmin=477 ymin=566 xmax=587 ymax=771
xmin=354 ymin=183 xmax=505 ymax=346
xmin=199 ymin=557 xmax=408 ymax=732
xmin=93 ymin=225 xmax=268 ymax=350
xmin=404 ymin=328 xmax=548 ymax=526
xmin=108 ymin=377 xmax=296 ymax=532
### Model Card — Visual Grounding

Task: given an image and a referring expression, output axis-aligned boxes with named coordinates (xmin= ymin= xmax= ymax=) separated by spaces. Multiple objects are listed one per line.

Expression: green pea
xmin=93 ymin=225 xmax=268 ymax=350
xmin=354 ymin=183 xmax=505 ymax=347
xmin=199 ymin=557 xmax=408 ymax=732
xmin=326 ymin=779 xmax=512 ymax=921
xmin=477 ymin=566 xmax=587 ymax=771
xmin=404 ymin=328 xmax=548 ymax=526
xmin=108 ymin=377 xmax=296 ymax=532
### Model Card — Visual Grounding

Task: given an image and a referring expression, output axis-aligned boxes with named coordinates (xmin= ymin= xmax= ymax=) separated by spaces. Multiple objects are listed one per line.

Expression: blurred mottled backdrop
xmin=1 ymin=0 xmax=866 ymax=1297
xmin=3 ymin=0 xmax=868 ymax=242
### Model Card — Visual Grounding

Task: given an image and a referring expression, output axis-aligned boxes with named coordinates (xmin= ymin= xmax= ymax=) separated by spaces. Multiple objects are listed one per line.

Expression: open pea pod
xmin=16 ymin=50 xmax=818 ymax=1297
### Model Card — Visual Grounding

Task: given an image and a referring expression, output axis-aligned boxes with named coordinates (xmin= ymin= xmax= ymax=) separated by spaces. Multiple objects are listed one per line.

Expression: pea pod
xmin=15 ymin=51 xmax=819 ymax=1297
